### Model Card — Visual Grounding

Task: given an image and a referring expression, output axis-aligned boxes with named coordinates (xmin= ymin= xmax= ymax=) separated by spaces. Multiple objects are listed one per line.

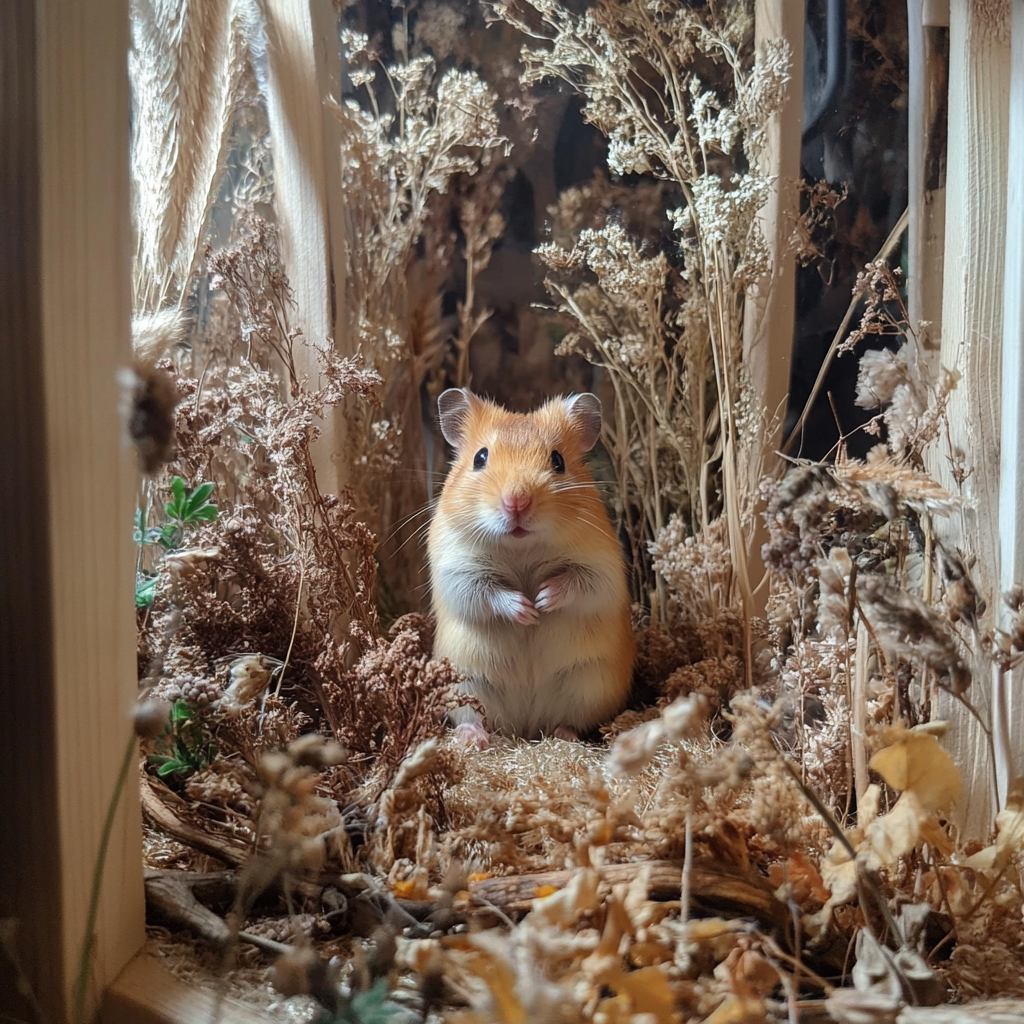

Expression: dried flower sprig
xmin=494 ymin=0 xmax=791 ymax=643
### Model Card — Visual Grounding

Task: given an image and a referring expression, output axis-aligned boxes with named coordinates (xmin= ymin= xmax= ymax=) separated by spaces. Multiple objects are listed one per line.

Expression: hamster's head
xmin=436 ymin=389 xmax=604 ymax=547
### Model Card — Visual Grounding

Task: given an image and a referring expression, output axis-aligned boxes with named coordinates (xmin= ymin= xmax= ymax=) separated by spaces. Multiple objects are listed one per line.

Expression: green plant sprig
xmin=134 ymin=476 xmax=218 ymax=607
xmin=147 ymin=699 xmax=217 ymax=780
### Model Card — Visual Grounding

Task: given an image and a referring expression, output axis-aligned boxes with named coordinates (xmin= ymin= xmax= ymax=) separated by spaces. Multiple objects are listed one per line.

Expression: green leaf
xmin=135 ymin=575 xmax=157 ymax=607
xmin=188 ymin=504 xmax=219 ymax=523
xmin=157 ymin=760 xmax=187 ymax=778
xmin=170 ymin=476 xmax=186 ymax=510
xmin=171 ymin=700 xmax=193 ymax=723
xmin=186 ymin=481 xmax=215 ymax=512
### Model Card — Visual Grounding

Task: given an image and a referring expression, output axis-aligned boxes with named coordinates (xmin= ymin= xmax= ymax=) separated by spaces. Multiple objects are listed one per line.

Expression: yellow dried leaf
xmin=868 ymin=792 xmax=922 ymax=866
xmin=869 ymin=730 xmax=962 ymax=811
xmin=628 ymin=941 xmax=673 ymax=967
xmin=534 ymin=884 xmax=559 ymax=898
xmin=704 ymin=993 xmax=767 ymax=1024
xmin=468 ymin=871 xmax=492 ymax=883
xmin=598 ymin=965 xmax=675 ymax=1023
xmin=392 ymin=879 xmax=418 ymax=899
xmin=531 ymin=867 xmax=600 ymax=927
xmin=462 ymin=952 xmax=527 ymax=1024
xmin=820 ymin=841 xmax=858 ymax=906
xmin=964 ymin=776 xmax=1024 ymax=876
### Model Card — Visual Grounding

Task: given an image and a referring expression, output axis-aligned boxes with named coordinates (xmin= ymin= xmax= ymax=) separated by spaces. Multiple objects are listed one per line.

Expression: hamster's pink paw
xmin=553 ymin=725 xmax=578 ymax=742
xmin=536 ymin=574 xmax=571 ymax=612
xmin=454 ymin=721 xmax=490 ymax=750
xmin=496 ymin=589 xmax=539 ymax=625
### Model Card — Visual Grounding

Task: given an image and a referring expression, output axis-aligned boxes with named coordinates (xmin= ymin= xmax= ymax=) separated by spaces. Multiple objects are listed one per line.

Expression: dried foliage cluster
xmin=492 ymin=0 xmax=790 ymax=628
xmin=121 ymin=1 xmax=1024 ymax=1022
xmin=332 ymin=22 xmax=510 ymax=610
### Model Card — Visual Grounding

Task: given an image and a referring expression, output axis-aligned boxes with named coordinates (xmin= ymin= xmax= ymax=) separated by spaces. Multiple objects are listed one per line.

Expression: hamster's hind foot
xmin=454 ymin=721 xmax=490 ymax=750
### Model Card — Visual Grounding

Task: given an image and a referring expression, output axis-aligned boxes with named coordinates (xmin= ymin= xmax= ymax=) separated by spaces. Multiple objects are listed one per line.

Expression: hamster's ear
xmin=565 ymin=393 xmax=602 ymax=452
xmin=438 ymin=388 xmax=476 ymax=449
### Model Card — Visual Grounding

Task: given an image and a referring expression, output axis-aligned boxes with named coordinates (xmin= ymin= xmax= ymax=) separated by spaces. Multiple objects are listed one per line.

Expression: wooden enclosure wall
xmin=0 ymin=0 xmax=144 ymax=1020
xmin=996 ymin=0 xmax=1024 ymax=815
xmin=745 ymin=0 xmax=805 ymax=613
xmin=924 ymin=0 xmax=1014 ymax=838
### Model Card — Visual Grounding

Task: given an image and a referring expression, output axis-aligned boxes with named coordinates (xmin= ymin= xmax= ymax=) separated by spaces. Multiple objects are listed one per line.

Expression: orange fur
xmin=428 ymin=390 xmax=634 ymax=740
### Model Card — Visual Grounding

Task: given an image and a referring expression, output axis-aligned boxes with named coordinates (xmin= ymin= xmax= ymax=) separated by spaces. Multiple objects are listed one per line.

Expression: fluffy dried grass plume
xmin=131 ymin=0 xmax=257 ymax=317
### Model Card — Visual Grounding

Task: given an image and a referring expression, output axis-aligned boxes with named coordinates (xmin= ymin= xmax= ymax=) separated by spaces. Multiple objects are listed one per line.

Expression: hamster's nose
xmin=502 ymin=491 xmax=532 ymax=517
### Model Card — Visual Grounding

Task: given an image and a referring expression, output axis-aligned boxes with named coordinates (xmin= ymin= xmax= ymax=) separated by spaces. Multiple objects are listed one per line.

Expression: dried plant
xmin=126 ymin=3 xmax=1024 ymax=1016
xmin=486 ymin=1 xmax=796 ymax=707
xmin=332 ymin=22 xmax=508 ymax=610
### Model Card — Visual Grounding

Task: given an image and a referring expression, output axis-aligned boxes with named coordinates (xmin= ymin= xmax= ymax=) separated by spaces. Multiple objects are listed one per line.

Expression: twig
xmin=783 ymin=208 xmax=909 ymax=457
xmin=74 ymin=730 xmax=137 ymax=1024
xmin=774 ymin=752 xmax=904 ymax=945
xmin=273 ymin=539 xmax=306 ymax=701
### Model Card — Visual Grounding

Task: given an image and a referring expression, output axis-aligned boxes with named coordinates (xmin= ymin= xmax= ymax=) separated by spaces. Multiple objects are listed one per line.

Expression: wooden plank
xmin=0 ymin=0 xmax=145 ymax=1020
xmin=262 ymin=0 xmax=344 ymax=495
xmin=929 ymin=0 xmax=1011 ymax=839
xmin=743 ymin=0 xmax=805 ymax=610
xmin=907 ymin=0 xmax=949 ymax=352
xmin=100 ymin=952 xmax=279 ymax=1024
xmin=996 ymin=0 xmax=1024 ymax=806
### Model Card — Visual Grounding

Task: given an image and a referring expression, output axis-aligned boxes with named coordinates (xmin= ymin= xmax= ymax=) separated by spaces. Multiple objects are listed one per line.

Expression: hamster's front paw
xmin=552 ymin=725 xmax=578 ymax=742
xmin=454 ymin=721 xmax=490 ymax=750
xmin=536 ymin=573 xmax=571 ymax=613
xmin=494 ymin=588 xmax=540 ymax=626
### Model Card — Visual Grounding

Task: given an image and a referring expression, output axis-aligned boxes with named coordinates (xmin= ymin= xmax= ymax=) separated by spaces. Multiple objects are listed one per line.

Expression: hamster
xmin=427 ymin=388 xmax=634 ymax=747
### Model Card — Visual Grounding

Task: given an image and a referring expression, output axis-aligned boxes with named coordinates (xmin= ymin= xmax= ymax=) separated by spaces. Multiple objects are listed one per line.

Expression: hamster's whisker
xmin=381 ymin=502 xmax=436 ymax=547
xmin=388 ymin=518 xmax=434 ymax=557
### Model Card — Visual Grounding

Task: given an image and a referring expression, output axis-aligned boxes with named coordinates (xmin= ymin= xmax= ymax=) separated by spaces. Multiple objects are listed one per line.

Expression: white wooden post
xmin=907 ymin=0 xmax=948 ymax=352
xmin=996 ymin=0 xmax=1024 ymax=808
xmin=0 ymin=0 xmax=145 ymax=1020
xmin=930 ymin=0 xmax=1011 ymax=839
xmin=744 ymin=0 xmax=805 ymax=611
xmin=261 ymin=0 xmax=347 ymax=496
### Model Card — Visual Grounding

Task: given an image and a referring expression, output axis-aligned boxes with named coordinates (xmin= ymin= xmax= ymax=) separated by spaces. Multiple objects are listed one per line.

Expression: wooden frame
xmin=743 ymin=0 xmax=805 ymax=615
xmin=3 ymin=0 xmax=1022 ymax=1018
xmin=996 ymin=0 xmax=1024 ymax=815
xmin=1 ymin=0 xmax=145 ymax=1021
xmin=925 ymin=0 xmax=1013 ymax=838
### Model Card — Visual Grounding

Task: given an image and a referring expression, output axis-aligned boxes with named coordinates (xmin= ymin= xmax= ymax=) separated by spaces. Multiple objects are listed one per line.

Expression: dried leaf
xmin=870 ymin=730 xmax=963 ymax=811
xmin=963 ymin=776 xmax=1024 ymax=877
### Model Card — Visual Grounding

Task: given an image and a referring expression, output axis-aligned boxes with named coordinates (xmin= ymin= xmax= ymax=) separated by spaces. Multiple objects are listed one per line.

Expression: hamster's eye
xmin=473 ymin=447 xmax=488 ymax=470
xmin=551 ymin=450 xmax=565 ymax=473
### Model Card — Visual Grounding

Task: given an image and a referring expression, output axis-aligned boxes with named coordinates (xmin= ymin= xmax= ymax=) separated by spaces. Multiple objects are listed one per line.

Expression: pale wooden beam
xmin=744 ymin=0 xmax=805 ymax=612
xmin=907 ymin=0 xmax=949 ymax=353
xmin=929 ymin=0 xmax=1011 ymax=839
xmin=996 ymin=0 xmax=1024 ymax=808
xmin=0 ymin=0 xmax=144 ymax=1020
xmin=261 ymin=0 xmax=346 ymax=496
xmin=101 ymin=952 xmax=278 ymax=1024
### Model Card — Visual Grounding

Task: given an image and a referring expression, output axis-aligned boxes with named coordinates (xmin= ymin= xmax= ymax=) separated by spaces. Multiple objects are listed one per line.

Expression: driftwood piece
xmin=144 ymin=870 xmax=235 ymax=949
xmin=141 ymin=774 xmax=250 ymax=867
xmin=468 ymin=859 xmax=790 ymax=933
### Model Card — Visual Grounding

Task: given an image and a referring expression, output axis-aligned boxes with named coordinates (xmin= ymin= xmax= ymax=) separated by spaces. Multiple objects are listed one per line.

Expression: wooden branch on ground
xmin=468 ymin=859 xmax=790 ymax=933
xmin=140 ymin=773 xmax=249 ymax=867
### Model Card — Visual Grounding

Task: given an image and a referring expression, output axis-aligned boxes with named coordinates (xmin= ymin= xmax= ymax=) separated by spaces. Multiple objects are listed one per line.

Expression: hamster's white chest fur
xmin=430 ymin=535 xmax=629 ymax=738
